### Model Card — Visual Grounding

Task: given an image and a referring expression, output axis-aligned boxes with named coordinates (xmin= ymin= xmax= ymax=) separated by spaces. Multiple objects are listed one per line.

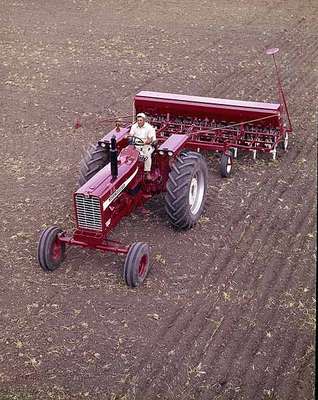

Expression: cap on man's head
xmin=136 ymin=112 xmax=146 ymax=119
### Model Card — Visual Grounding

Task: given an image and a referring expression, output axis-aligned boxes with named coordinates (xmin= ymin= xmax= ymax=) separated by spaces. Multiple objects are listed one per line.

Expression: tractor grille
xmin=75 ymin=194 xmax=102 ymax=231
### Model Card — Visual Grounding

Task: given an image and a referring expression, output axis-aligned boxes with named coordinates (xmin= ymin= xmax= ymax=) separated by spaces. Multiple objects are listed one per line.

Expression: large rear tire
xmin=165 ymin=151 xmax=208 ymax=229
xmin=123 ymin=242 xmax=150 ymax=288
xmin=78 ymin=144 xmax=109 ymax=186
xmin=37 ymin=226 xmax=66 ymax=272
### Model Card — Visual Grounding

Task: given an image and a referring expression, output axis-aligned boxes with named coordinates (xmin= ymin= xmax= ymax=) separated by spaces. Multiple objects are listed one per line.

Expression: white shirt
xmin=129 ymin=122 xmax=156 ymax=143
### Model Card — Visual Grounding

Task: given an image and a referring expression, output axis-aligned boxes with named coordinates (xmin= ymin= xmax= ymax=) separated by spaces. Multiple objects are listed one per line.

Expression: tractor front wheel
xmin=165 ymin=151 xmax=208 ymax=229
xmin=37 ymin=226 xmax=66 ymax=271
xmin=123 ymin=242 xmax=150 ymax=288
xmin=78 ymin=143 xmax=109 ymax=186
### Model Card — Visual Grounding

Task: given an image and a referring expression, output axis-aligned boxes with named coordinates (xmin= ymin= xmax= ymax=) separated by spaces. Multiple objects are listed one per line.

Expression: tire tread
xmin=78 ymin=144 xmax=109 ymax=186
xmin=165 ymin=151 xmax=207 ymax=230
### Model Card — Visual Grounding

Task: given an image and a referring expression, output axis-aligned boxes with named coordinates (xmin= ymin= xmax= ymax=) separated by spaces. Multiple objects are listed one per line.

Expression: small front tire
xmin=123 ymin=242 xmax=150 ymax=288
xmin=37 ymin=226 xmax=66 ymax=272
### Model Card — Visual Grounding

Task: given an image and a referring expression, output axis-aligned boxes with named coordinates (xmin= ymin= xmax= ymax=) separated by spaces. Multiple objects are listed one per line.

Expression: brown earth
xmin=0 ymin=1 xmax=316 ymax=399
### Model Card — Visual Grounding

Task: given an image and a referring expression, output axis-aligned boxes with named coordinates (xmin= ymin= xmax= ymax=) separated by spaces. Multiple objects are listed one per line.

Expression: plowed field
xmin=0 ymin=1 xmax=316 ymax=399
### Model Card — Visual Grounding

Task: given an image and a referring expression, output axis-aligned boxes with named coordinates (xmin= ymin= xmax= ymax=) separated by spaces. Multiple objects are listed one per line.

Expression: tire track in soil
xmin=270 ymin=335 xmax=308 ymax=398
xmin=248 ymin=322 xmax=314 ymax=400
xmin=204 ymin=317 xmax=307 ymax=399
xmin=280 ymin=324 xmax=315 ymax=400
xmin=241 ymin=275 xmax=315 ymax=398
xmin=164 ymin=133 xmax=314 ymax=396
xmin=214 ymin=16 xmax=316 ymax=96
xmin=119 ymin=21 xmax=316 ymax=396
xmin=232 ymin=28 xmax=316 ymax=103
xmin=197 ymin=206 xmax=316 ymax=399
xmin=257 ymin=252 xmax=316 ymax=398
xmin=283 ymin=37 xmax=318 ymax=67
xmin=198 ymin=198 xmax=314 ymax=358
xmin=125 ymin=139 xmax=315 ymax=398
xmin=161 ymin=203 xmax=315 ymax=399
xmin=136 ymin=170 xmax=315 ymax=398
xmin=206 ymin=22 xmax=314 ymax=102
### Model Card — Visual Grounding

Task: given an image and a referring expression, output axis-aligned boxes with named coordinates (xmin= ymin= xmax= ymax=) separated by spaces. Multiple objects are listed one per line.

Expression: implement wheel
xmin=123 ymin=242 xmax=150 ymax=288
xmin=279 ymin=132 xmax=289 ymax=151
xmin=220 ymin=152 xmax=233 ymax=178
xmin=37 ymin=226 xmax=66 ymax=271
xmin=165 ymin=151 xmax=208 ymax=229
xmin=78 ymin=143 xmax=109 ymax=186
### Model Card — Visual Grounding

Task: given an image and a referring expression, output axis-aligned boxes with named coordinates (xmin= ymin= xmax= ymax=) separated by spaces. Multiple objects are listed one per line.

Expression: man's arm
xmin=145 ymin=124 xmax=156 ymax=144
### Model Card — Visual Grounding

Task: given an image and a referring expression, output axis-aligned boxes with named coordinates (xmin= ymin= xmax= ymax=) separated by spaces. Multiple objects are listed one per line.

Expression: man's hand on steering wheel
xmin=128 ymin=136 xmax=145 ymax=146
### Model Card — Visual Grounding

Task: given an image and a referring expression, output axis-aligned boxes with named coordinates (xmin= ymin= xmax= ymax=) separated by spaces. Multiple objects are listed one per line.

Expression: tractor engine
xmin=74 ymin=141 xmax=142 ymax=237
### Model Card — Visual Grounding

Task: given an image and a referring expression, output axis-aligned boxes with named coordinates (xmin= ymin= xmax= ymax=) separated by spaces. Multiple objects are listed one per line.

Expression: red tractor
xmin=37 ymin=49 xmax=292 ymax=287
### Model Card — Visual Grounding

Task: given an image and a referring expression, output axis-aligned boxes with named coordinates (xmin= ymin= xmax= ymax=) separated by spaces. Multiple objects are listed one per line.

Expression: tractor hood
xmin=76 ymin=146 xmax=140 ymax=202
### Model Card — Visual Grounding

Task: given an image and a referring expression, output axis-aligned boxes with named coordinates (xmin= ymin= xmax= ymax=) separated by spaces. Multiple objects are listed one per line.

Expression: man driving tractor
xmin=128 ymin=113 xmax=156 ymax=179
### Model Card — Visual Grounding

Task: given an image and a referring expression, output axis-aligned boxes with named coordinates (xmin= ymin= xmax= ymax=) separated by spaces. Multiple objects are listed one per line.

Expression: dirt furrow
xmin=253 ymin=330 xmax=313 ymax=400
xmin=196 ymin=222 xmax=315 ymax=399
xmin=214 ymin=26 xmax=314 ymax=102
xmin=210 ymin=211 xmax=315 ymax=387
xmin=127 ymin=108 xmax=312 ymax=394
xmin=281 ymin=329 xmax=315 ymax=400
xmin=125 ymin=142 xmax=315 ymax=396
xmin=137 ymin=183 xmax=315 ymax=397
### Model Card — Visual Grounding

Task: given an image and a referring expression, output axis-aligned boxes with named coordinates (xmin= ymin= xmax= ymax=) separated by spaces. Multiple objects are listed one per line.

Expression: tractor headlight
xmin=159 ymin=150 xmax=164 ymax=155
xmin=168 ymin=151 xmax=173 ymax=156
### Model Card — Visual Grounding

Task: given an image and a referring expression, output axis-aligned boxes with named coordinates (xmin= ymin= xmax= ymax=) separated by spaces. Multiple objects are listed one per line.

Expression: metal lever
xmin=110 ymin=135 xmax=118 ymax=179
xmin=266 ymin=47 xmax=292 ymax=132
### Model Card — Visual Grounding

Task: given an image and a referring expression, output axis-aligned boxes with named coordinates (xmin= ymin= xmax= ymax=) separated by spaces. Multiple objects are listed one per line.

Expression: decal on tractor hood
xmin=103 ymin=168 xmax=139 ymax=211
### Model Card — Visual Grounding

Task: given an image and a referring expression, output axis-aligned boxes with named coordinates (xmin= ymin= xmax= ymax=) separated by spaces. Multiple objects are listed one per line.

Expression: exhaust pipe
xmin=110 ymin=135 xmax=118 ymax=179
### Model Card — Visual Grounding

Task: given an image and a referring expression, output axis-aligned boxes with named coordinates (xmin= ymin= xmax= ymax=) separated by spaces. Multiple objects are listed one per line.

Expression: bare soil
xmin=0 ymin=1 xmax=316 ymax=399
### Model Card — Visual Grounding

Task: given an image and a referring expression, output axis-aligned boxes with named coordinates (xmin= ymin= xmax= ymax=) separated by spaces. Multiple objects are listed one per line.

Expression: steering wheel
xmin=129 ymin=136 xmax=145 ymax=146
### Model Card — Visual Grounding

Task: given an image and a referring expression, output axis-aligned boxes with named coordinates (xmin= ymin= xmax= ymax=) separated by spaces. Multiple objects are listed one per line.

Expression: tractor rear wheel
xmin=123 ymin=242 xmax=150 ymax=288
xmin=37 ymin=226 xmax=66 ymax=271
xmin=220 ymin=152 xmax=233 ymax=177
xmin=78 ymin=144 xmax=109 ymax=186
xmin=165 ymin=151 xmax=208 ymax=229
